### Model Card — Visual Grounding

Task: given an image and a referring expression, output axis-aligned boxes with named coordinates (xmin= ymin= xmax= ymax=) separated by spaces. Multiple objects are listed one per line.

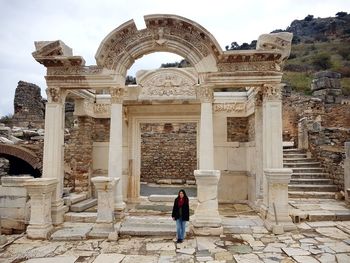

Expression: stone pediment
xmin=136 ymin=68 xmax=198 ymax=100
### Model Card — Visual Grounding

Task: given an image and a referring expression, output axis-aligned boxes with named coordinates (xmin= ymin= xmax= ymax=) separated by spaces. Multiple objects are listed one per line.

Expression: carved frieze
xmin=110 ymin=87 xmax=124 ymax=104
xmin=47 ymin=66 xmax=103 ymax=76
xmin=217 ymin=61 xmax=280 ymax=72
xmin=94 ymin=103 xmax=111 ymax=114
xmin=214 ymin=102 xmax=245 ymax=113
xmin=254 ymin=90 xmax=263 ymax=107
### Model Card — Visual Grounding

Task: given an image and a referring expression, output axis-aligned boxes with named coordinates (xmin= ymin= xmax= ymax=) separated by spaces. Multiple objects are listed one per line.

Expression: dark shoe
xmin=176 ymin=239 xmax=182 ymax=243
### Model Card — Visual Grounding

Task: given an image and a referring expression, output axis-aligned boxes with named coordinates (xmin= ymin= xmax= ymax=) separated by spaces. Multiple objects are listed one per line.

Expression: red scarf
xmin=178 ymin=197 xmax=185 ymax=208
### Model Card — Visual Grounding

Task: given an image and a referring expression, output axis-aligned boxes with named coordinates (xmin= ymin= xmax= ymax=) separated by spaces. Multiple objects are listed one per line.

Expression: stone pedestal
xmin=344 ymin=142 xmax=350 ymax=202
xmin=24 ymin=178 xmax=57 ymax=239
xmin=192 ymin=170 xmax=222 ymax=235
xmin=263 ymin=169 xmax=296 ymax=231
xmin=89 ymin=176 xmax=118 ymax=238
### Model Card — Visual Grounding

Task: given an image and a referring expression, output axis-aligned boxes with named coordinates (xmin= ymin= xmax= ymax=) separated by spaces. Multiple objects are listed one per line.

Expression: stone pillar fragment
xmin=298 ymin=117 xmax=309 ymax=150
xmin=344 ymin=142 xmax=350 ymax=202
xmin=24 ymin=178 xmax=57 ymax=239
xmin=108 ymin=87 xmax=125 ymax=211
xmin=89 ymin=177 xmax=117 ymax=238
xmin=42 ymin=87 xmax=65 ymax=225
xmin=192 ymin=170 xmax=222 ymax=235
xmin=264 ymin=169 xmax=296 ymax=231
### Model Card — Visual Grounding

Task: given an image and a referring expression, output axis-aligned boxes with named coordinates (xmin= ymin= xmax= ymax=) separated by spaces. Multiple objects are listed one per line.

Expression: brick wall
xmin=227 ymin=117 xmax=253 ymax=142
xmin=140 ymin=122 xmax=197 ymax=183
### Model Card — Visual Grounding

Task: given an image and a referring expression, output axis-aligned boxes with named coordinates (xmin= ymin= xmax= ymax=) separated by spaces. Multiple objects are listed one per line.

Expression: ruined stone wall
xmin=140 ymin=122 xmax=197 ymax=183
xmin=282 ymin=91 xmax=350 ymax=190
xmin=93 ymin=119 xmax=110 ymax=142
xmin=12 ymin=81 xmax=45 ymax=128
xmin=64 ymin=116 xmax=94 ymax=192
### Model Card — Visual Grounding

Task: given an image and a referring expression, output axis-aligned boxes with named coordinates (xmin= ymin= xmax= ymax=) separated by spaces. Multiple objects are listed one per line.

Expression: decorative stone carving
xmin=218 ymin=61 xmax=280 ymax=72
xmin=197 ymin=86 xmax=214 ymax=103
xmin=254 ymin=90 xmax=263 ymax=106
xmin=261 ymin=84 xmax=282 ymax=101
xmin=46 ymin=87 xmax=62 ymax=103
xmin=256 ymin=32 xmax=293 ymax=62
xmin=94 ymin=103 xmax=111 ymax=114
xmin=47 ymin=66 xmax=103 ymax=76
xmin=138 ymin=68 xmax=198 ymax=100
xmin=214 ymin=102 xmax=245 ymax=113
xmin=110 ymin=88 xmax=124 ymax=104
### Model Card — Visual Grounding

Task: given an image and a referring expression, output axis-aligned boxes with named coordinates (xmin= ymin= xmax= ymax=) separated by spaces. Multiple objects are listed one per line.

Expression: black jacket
xmin=172 ymin=197 xmax=190 ymax=221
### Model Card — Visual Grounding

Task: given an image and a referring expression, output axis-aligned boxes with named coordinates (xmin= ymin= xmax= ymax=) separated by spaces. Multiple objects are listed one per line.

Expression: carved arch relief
xmin=95 ymin=14 xmax=222 ymax=75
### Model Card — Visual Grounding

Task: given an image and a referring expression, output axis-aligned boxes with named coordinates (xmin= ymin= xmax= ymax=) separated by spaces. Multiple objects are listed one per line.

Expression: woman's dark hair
xmin=178 ymin=189 xmax=188 ymax=201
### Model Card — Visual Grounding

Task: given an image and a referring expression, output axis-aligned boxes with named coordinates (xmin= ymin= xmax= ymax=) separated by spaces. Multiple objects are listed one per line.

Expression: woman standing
xmin=172 ymin=189 xmax=190 ymax=243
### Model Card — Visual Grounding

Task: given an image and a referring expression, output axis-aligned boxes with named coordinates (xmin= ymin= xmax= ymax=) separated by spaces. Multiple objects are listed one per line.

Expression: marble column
xmin=24 ymin=178 xmax=57 ymax=239
xmin=344 ymin=142 xmax=350 ymax=202
xmin=42 ymin=87 xmax=66 ymax=225
xmin=254 ymin=90 xmax=264 ymax=201
xmin=193 ymin=87 xmax=222 ymax=235
xmin=261 ymin=84 xmax=295 ymax=231
xmin=89 ymin=177 xmax=117 ymax=238
xmin=108 ymin=87 xmax=125 ymax=211
xmin=198 ymin=86 xmax=214 ymax=170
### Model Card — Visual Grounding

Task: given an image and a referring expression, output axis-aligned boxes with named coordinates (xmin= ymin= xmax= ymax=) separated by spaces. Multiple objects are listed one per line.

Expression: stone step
xmin=284 ymin=162 xmax=321 ymax=167
xmin=64 ymin=212 xmax=97 ymax=223
xmin=289 ymin=178 xmax=333 ymax=185
xmin=291 ymin=173 xmax=330 ymax=179
xmin=63 ymin=192 xmax=88 ymax=206
xmin=292 ymin=167 xmax=324 ymax=173
xmin=283 ymin=158 xmax=316 ymax=163
xmin=283 ymin=153 xmax=308 ymax=158
xmin=283 ymin=148 xmax=306 ymax=153
xmin=288 ymin=191 xmax=337 ymax=199
xmin=288 ymin=184 xmax=338 ymax=192
xmin=119 ymin=216 xmax=187 ymax=236
xmin=70 ymin=198 xmax=97 ymax=212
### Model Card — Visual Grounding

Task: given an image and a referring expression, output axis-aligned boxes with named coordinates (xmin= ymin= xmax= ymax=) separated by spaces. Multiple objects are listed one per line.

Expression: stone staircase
xmin=283 ymin=148 xmax=339 ymax=199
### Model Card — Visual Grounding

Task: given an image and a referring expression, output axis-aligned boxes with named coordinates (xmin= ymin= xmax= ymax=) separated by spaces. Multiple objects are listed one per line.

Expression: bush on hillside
xmin=312 ymin=53 xmax=332 ymax=70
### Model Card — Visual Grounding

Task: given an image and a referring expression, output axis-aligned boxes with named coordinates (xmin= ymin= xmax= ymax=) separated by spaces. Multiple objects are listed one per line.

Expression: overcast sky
xmin=0 ymin=0 xmax=349 ymax=117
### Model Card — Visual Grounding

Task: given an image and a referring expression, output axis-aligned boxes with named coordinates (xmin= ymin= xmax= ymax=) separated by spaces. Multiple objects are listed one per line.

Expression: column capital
xmin=264 ymin=168 xmax=292 ymax=184
xmin=46 ymin=86 xmax=66 ymax=103
xmin=197 ymin=86 xmax=214 ymax=103
xmin=109 ymin=87 xmax=125 ymax=104
xmin=261 ymin=84 xmax=283 ymax=101
xmin=254 ymin=90 xmax=263 ymax=107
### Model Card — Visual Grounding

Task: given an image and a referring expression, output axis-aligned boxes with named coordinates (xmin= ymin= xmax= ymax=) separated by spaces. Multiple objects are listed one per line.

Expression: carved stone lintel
xmin=110 ymin=87 xmax=124 ymax=104
xmin=261 ymin=84 xmax=282 ymax=101
xmin=46 ymin=87 xmax=62 ymax=103
xmin=197 ymin=86 xmax=214 ymax=103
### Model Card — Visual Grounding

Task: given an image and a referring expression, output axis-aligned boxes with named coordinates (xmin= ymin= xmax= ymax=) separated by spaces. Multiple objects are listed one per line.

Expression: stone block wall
xmin=227 ymin=116 xmax=255 ymax=142
xmin=65 ymin=116 xmax=94 ymax=192
xmin=140 ymin=122 xmax=197 ymax=183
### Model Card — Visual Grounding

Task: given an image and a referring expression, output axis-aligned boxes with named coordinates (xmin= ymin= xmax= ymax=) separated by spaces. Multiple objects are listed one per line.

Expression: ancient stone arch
xmin=95 ymin=14 xmax=222 ymax=76
xmin=0 ymin=144 xmax=41 ymax=170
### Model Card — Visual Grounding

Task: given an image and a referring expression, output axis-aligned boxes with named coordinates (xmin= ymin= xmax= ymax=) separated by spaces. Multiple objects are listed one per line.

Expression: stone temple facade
xmin=2 ymin=14 xmax=301 ymax=238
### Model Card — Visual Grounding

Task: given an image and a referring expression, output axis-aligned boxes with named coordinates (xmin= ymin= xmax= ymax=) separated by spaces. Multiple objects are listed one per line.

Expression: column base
xmin=89 ymin=222 xmax=114 ymax=238
xmin=263 ymin=207 xmax=296 ymax=232
xmin=191 ymin=214 xmax=222 ymax=228
xmin=27 ymin=224 xmax=53 ymax=239
xmin=51 ymin=199 xmax=65 ymax=225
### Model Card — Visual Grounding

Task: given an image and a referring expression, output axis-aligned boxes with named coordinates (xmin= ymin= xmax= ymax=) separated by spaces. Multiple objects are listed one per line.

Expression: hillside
xmin=227 ymin=12 xmax=350 ymax=95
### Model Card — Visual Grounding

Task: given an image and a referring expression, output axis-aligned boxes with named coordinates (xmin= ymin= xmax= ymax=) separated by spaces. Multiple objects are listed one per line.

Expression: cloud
xmin=0 ymin=0 xmax=349 ymax=116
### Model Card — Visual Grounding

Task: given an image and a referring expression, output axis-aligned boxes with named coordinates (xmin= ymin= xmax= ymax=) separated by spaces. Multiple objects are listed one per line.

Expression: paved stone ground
xmin=1 ymin=220 xmax=350 ymax=262
xmin=1 ymin=202 xmax=350 ymax=262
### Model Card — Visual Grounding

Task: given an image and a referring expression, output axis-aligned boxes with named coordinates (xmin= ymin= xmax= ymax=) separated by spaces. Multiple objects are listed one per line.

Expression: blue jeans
xmin=176 ymin=219 xmax=186 ymax=240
